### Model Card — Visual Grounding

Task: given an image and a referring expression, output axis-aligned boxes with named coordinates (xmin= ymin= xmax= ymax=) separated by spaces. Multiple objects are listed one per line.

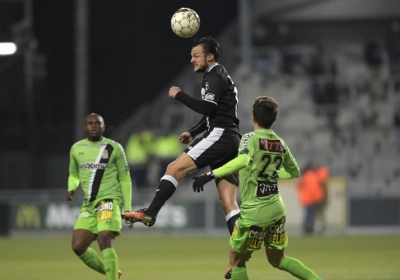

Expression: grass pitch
xmin=0 ymin=233 xmax=399 ymax=279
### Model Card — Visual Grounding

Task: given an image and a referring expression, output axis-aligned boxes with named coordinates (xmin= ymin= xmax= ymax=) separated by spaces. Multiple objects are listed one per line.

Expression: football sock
xmin=226 ymin=209 xmax=240 ymax=234
xmin=231 ymin=266 xmax=249 ymax=280
xmin=102 ymin=248 xmax=119 ymax=280
xmin=146 ymin=175 xmax=178 ymax=216
xmin=78 ymin=247 xmax=105 ymax=274
xmin=279 ymin=256 xmax=321 ymax=280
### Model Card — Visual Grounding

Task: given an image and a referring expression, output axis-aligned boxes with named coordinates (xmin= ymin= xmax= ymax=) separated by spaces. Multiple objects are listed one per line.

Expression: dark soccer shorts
xmin=185 ymin=127 xmax=240 ymax=186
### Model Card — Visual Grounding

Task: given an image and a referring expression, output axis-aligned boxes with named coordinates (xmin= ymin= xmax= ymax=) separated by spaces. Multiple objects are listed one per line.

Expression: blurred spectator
xmin=308 ymin=53 xmax=337 ymax=98
xmin=360 ymin=102 xmax=380 ymax=127
xmin=386 ymin=19 xmax=400 ymax=86
xmin=314 ymin=164 xmax=330 ymax=234
xmin=307 ymin=53 xmax=340 ymax=139
xmin=273 ymin=22 xmax=295 ymax=76
xmin=125 ymin=130 xmax=153 ymax=188
xmin=364 ymin=32 xmax=385 ymax=101
xmin=296 ymin=162 xmax=325 ymax=235
xmin=251 ymin=22 xmax=272 ymax=86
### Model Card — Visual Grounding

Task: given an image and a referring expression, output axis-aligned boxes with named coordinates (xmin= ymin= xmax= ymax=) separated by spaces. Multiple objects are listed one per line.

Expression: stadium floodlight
xmin=0 ymin=42 xmax=17 ymax=55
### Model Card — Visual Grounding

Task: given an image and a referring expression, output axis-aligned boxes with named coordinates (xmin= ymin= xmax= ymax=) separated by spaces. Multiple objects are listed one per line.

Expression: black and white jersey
xmin=175 ymin=63 xmax=240 ymax=137
xmin=201 ymin=63 xmax=240 ymax=134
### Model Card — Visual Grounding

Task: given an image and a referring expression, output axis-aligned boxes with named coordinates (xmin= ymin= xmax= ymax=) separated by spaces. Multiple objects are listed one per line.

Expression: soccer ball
xmin=171 ymin=7 xmax=200 ymax=38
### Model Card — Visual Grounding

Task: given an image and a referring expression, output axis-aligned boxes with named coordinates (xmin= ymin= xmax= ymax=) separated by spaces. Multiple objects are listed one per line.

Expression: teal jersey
xmin=214 ymin=129 xmax=299 ymax=226
xmin=68 ymin=137 xmax=132 ymax=210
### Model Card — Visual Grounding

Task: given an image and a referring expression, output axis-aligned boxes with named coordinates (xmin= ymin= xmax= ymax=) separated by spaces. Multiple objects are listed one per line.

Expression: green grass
xmin=0 ymin=234 xmax=399 ymax=279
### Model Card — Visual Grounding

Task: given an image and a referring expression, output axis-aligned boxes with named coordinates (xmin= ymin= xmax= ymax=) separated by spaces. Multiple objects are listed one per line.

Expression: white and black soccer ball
xmin=171 ymin=7 xmax=200 ymax=38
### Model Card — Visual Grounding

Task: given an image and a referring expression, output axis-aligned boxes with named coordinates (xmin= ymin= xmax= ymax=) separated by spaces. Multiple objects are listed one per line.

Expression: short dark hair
xmin=194 ymin=36 xmax=222 ymax=61
xmin=252 ymin=96 xmax=278 ymax=129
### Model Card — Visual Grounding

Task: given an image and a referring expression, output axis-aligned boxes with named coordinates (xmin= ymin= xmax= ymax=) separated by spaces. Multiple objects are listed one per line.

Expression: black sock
xmin=146 ymin=175 xmax=178 ymax=216
xmin=226 ymin=210 xmax=240 ymax=235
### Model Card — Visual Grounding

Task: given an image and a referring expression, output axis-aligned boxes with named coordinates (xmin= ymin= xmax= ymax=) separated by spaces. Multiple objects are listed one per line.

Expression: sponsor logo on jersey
xmin=267 ymin=216 xmax=287 ymax=245
xmin=256 ymin=181 xmax=279 ymax=197
xmin=95 ymin=199 xmax=114 ymax=221
xmin=246 ymin=225 xmax=268 ymax=249
xmin=259 ymin=139 xmax=286 ymax=152
xmin=79 ymin=163 xmax=110 ymax=169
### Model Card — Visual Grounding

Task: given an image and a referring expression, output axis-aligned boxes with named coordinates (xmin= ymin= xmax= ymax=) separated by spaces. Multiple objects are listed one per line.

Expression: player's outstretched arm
xmin=192 ymin=154 xmax=249 ymax=192
xmin=193 ymin=171 xmax=215 ymax=192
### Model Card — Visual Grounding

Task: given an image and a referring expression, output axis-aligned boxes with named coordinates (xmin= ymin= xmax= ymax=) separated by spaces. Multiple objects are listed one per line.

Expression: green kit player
xmin=66 ymin=113 xmax=132 ymax=280
xmin=193 ymin=97 xmax=322 ymax=280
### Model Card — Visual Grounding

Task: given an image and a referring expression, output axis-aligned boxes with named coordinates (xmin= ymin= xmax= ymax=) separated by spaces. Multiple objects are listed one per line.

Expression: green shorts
xmin=74 ymin=198 xmax=122 ymax=235
xmin=230 ymin=216 xmax=288 ymax=253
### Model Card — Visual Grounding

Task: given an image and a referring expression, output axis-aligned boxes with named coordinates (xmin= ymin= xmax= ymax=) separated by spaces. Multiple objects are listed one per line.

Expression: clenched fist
xmin=169 ymin=86 xmax=182 ymax=99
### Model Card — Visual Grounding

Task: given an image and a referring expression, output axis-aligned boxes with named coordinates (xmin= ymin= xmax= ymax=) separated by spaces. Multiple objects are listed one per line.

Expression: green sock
xmin=279 ymin=256 xmax=321 ymax=280
xmin=78 ymin=247 xmax=105 ymax=274
xmin=231 ymin=266 xmax=249 ymax=280
xmin=102 ymin=248 xmax=119 ymax=280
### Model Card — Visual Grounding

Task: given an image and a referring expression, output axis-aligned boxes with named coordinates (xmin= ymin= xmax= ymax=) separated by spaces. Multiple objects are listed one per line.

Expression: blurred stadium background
xmin=0 ymin=0 xmax=400 ymax=279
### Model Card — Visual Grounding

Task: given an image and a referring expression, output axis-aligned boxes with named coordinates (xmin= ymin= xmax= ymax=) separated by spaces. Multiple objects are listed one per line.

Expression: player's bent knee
xmin=165 ymin=161 xmax=178 ymax=174
xmin=165 ymin=155 xmax=197 ymax=178
xmin=165 ymin=162 xmax=183 ymax=179
xmin=71 ymin=241 xmax=87 ymax=256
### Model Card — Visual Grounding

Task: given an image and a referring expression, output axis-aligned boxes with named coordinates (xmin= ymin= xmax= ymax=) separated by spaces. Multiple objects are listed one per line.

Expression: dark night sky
xmin=32 ymin=0 xmax=238 ymax=127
